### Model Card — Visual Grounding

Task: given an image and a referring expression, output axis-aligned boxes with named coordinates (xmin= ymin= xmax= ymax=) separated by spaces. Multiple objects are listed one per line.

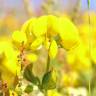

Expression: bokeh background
xmin=0 ymin=0 xmax=95 ymax=34
xmin=0 ymin=0 xmax=96 ymax=96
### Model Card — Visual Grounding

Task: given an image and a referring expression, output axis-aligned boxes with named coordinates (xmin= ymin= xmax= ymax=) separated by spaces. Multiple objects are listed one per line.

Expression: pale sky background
xmin=0 ymin=0 xmax=96 ymax=10
xmin=0 ymin=0 xmax=96 ymax=16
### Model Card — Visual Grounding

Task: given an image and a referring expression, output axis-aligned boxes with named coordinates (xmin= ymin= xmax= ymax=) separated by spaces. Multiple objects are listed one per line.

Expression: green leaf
xmin=23 ymin=64 xmax=40 ymax=85
xmin=24 ymin=84 xmax=33 ymax=94
xmin=87 ymin=0 xmax=90 ymax=9
xmin=42 ymin=70 xmax=57 ymax=90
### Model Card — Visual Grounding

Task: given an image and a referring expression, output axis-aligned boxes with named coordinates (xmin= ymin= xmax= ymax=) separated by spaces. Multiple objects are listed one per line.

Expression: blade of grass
xmin=87 ymin=0 xmax=90 ymax=9
xmin=87 ymin=0 xmax=91 ymax=96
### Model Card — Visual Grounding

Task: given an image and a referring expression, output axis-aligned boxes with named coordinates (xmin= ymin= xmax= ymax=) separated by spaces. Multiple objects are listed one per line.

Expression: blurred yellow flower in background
xmin=61 ymin=71 xmax=79 ymax=87
xmin=9 ymin=90 xmax=18 ymax=96
xmin=1 ymin=13 xmax=96 ymax=95
xmin=82 ymin=11 xmax=96 ymax=26
xmin=78 ymin=24 xmax=96 ymax=46
xmin=48 ymin=90 xmax=62 ymax=96
xmin=0 ymin=39 xmax=20 ymax=87
xmin=78 ymin=23 xmax=96 ymax=65
xmin=66 ymin=42 xmax=92 ymax=72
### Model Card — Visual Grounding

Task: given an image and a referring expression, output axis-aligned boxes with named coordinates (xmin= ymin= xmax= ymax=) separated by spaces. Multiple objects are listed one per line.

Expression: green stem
xmin=46 ymin=54 xmax=50 ymax=73
xmin=87 ymin=0 xmax=90 ymax=9
xmin=44 ymin=51 xmax=51 ymax=96
xmin=44 ymin=90 xmax=48 ymax=96
xmin=88 ymin=80 xmax=91 ymax=96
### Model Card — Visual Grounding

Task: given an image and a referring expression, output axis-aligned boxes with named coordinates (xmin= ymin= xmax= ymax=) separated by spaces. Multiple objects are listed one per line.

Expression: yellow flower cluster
xmin=1 ymin=14 xmax=96 ymax=90
xmin=0 ymin=37 xmax=20 ymax=87
xmin=61 ymin=12 xmax=96 ymax=87
xmin=12 ymin=15 xmax=80 ymax=59
xmin=11 ymin=15 xmax=84 ymax=89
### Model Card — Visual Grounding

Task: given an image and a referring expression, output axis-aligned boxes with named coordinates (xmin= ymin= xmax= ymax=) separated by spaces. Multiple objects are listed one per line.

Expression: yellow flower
xmin=9 ymin=90 xmax=18 ymax=96
xmin=30 ymin=36 xmax=45 ymax=50
xmin=44 ymin=37 xmax=50 ymax=49
xmin=82 ymin=11 xmax=96 ymax=25
xmin=77 ymin=24 xmax=96 ymax=65
xmin=21 ymin=18 xmax=36 ymax=33
xmin=48 ymin=90 xmax=62 ymax=96
xmin=32 ymin=16 xmax=47 ymax=37
xmin=12 ymin=30 xmax=27 ymax=47
xmin=78 ymin=24 xmax=96 ymax=47
xmin=47 ymin=15 xmax=59 ymax=37
xmin=0 ymin=40 xmax=21 ymax=87
xmin=61 ymin=71 xmax=78 ymax=87
xmin=78 ymin=24 xmax=91 ymax=44
xmin=21 ymin=18 xmax=36 ymax=43
xmin=57 ymin=17 xmax=80 ymax=50
xmin=66 ymin=43 xmax=92 ymax=72
xmin=19 ymin=15 xmax=81 ymax=52
xmin=49 ymin=40 xmax=58 ymax=59
xmin=26 ymin=53 xmax=37 ymax=62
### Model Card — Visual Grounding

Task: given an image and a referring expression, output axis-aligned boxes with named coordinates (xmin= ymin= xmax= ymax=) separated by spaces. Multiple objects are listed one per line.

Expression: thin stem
xmin=87 ymin=0 xmax=90 ymax=9
xmin=45 ymin=34 xmax=51 ymax=72
xmin=44 ymin=42 xmax=51 ymax=96
xmin=46 ymin=54 xmax=50 ymax=73
xmin=44 ymin=90 xmax=48 ymax=96
xmin=88 ymin=80 xmax=91 ymax=96
xmin=87 ymin=1 xmax=91 ymax=96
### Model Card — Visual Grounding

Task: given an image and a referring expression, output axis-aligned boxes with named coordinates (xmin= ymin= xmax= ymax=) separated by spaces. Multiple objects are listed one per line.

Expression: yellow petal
xmin=44 ymin=37 xmax=50 ymax=49
xmin=48 ymin=15 xmax=59 ymax=37
xmin=66 ymin=50 xmax=75 ymax=65
xmin=0 ymin=41 xmax=21 ymax=75
xmin=48 ymin=90 xmax=62 ymax=96
xmin=51 ymin=70 xmax=57 ymax=82
xmin=12 ymin=30 xmax=27 ymax=45
xmin=22 ymin=18 xmax=36 ymax=43
xmin=61 ymin=72 xmax=78 ymax=87
xmin=32 ymin=16 xmax=47 ymax=37
xmin=0 ymin=41 xmax=21 ymax=88
xmin=26 ymin=53 xmax=37 ymax=62
xmin=49 ymin=40 xmax=58 ymax=59
xmin=58 ymin=17 xmax=80 ymax=50
xmin=9 ymin=90 xmax=18 ymax=96
xmin=31 ymin=36 xmax=44 ymax=50
xmin=21 ymin=17 xmax=36 ymax=33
